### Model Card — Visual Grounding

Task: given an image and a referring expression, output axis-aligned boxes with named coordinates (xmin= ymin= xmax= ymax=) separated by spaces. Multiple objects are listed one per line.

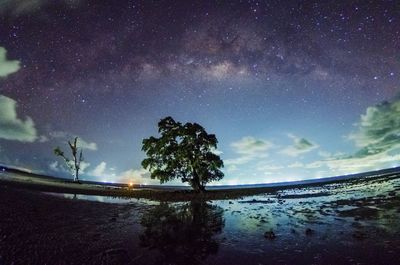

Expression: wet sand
xmin=0 ymin=185 xmax=149 ymax=265
xmin=1 ymin=168 xmax=398 ymax=201
xmin=1 ymin=172 xmax=400 ymax=264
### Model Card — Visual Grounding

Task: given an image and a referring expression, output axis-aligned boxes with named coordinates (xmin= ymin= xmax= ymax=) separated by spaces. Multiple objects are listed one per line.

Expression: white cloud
xmin=288 ymin=162 xmax=304 ymax=168
xmin=76 ymin=138 xmax=97 ymax=151
xmin=49 ymin=131 xmax=68 ymax=138
xmin=0 ymin=47 xmax=20 ymax=78
xmin=231 ymin=136 xmax=273 ymax=155
xmin=49 ymin=131 xmax=97 ymax=151
xmin=49 ymin=160 xmax=90 ymax=175
xmin=0 ymin=95 xmax=37 ymax=142
xmin=49 ymin=161 xmax=59 ymax=171
xmin=347 ymin=98 xmax=400 ymax=154
xmin=226 ymin=164 xmax=238 ymax=173
xmin=224 ymin=155 xmax=254 ymax=166
xmin=119 ymin=168 xmax=159 ymax=185
xmin=77 ymin=161 xmax=90 ymax=172
xmin=89 ymin=161 xmax=107 ymax=177
xmin=256 ymin=163 xmax=284 ymax=171
xmin=225 ymin=136 xmax=273 ymax=166
xmin=305 ymin=149 xmax=400 ymax=175
xmin=279 ymin=134 xmax=318 ymax=157
xmin=38 ymin=135 xmax=49 ymax=143
xmin=299 ymin=98 xmax=400 ymax=176
xmin=210 ymin=147 xmax=223 ymax=155
xmin=318 ymin=151 xmax=331 ymax=158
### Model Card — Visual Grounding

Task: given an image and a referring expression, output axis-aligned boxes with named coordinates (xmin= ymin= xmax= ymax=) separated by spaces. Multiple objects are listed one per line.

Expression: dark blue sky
xmin=0 ymin=0 xmax=399 ymax=185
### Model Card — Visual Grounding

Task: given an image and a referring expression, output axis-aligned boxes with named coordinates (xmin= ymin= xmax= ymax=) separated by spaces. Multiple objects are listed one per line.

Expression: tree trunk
xmin=73 ymin=153 xmax=79 ymax=182
xmin=198 ymin=185 xmax=205 ymax=193
xmin=74 ymin=167 xmax=79 ymax=182
xmin=191 ymin=171 xmax=205 ymax=193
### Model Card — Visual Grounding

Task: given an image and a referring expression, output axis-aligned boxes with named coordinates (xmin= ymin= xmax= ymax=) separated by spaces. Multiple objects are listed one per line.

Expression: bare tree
xmin=54 ymin=137 xmax=83 ymax=182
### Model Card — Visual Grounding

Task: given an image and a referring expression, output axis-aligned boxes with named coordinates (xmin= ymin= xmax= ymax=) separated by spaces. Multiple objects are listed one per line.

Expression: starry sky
xmin=0 ymin=0 xmax=399 ymax=185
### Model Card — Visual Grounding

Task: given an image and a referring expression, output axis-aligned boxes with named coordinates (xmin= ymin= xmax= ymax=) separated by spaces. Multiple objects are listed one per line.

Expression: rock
xmin=264 ymin=230 xmax=276 ymax=240
xmin=305 ymin=228 xmax=314 ymax=236
xmin=229 ymin=201 xmax=233 ymax=204
xmin=109 ymin=217 xmax=116 ymax=222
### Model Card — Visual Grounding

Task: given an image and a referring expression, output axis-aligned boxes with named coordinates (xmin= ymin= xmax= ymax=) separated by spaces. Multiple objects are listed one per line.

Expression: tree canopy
xmin=141 ymin=117 xmax=224 ymax=192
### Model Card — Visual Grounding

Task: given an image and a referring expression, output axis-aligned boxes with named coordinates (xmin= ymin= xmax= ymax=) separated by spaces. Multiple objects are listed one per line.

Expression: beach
xmin=1 ymin=171 xmax=400 ymax=264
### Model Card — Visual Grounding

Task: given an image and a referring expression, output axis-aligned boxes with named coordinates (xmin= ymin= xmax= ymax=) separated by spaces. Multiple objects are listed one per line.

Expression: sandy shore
xmin=0 ymin=170 xmax=290 ymax=201
xmin=1 ymin=168 xmax=399 ymax=201
xmin=1 ymin=172 xmax=400 ymax=265
xmin=0 ymin=185 xmax=151 ymax=265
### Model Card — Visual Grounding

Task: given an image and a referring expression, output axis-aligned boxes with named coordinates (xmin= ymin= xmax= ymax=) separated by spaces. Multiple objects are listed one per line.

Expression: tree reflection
xmin=139 ymin=200 xmax=225 ymax=264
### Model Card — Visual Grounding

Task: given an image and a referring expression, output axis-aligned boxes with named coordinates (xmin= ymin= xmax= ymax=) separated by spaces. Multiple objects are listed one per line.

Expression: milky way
xmin=0 ymin=0 xmax=399 ymax=184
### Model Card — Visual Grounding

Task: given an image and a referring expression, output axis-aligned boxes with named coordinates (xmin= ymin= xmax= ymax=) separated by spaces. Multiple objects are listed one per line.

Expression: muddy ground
xmin=1 ymin=173 xmax=400 ymax=265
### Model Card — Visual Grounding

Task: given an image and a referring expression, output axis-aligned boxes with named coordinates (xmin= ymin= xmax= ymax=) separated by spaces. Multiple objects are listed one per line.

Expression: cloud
xmin=49 ymin=131 xmax=68 ymax=138
xmin=225 ymin=164 xmax=238 ymax=173
xmin=210 ymin=147 xmax=223 ymax=156
xmin=76 ymin=139 xmax=97 ymax=151
xmin=306 ymin=150 xmax=400 ymax=175
xmin=89 ymin=161 xmax=107 ymax=177
xmin=347 ymin=97 xmax=400 ymax=157
xmin=225 ymin=136 xmax=274 ymax=166
xmin=78 ymin=161 xmax=90 ymax=172
xmin=38 ymin=135 xmax=49 ymax=143
xmin=119 ymin=168 xmax=159 ymax=185
xmin=88 ymin=163 xmax=171 ymax=184
xmin=256 ymin=163 xmax=284 ymax=171
xmin=318 ymin=151 xmax=331 ymax=158
xmin=301 ymin=97 xmax=400 ymax=176
xmin=49 ymin=161 xmax=59 ymax=171
xmin=0 ymin=95 xmax=37 ymax=142
xmin=0 ymin=47 xmax=20 ymax=77
xmin=49 ymin=131 xmax=97 ymax=151
xmin=49 ymin=160 xmax=90 ymax=175
xmin=231 ymin=136 xmax=273 ymax=155
xmin=279 ymin=134 xmax=318 ymax=157
xmin=288 ymin=162 xmax=304 ymax=168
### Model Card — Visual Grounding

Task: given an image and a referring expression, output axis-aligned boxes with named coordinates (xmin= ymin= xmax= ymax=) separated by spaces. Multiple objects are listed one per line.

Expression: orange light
xmin=129 ymin=182 xmax=133 ymax=187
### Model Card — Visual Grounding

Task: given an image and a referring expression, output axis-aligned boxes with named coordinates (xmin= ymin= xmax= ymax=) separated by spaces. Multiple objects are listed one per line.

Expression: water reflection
xmin=139 ymin=200 xmax=225 ymax=264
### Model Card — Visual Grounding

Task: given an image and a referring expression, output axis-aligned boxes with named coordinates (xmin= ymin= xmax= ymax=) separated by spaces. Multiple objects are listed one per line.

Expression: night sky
xmin=0 ymin=0 xmax=399 ymax=185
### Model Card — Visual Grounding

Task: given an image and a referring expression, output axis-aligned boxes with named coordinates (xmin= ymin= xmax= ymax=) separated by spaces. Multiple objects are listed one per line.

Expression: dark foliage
xmin=142 ymin=117 xmax=224 ymax=192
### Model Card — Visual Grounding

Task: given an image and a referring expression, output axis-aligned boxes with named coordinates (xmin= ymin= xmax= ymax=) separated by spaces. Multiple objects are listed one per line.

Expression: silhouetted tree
xmin=139 ymin=201 xmax=224 ymax=264
xmin=54 ymin=137 xmax=83 ymax=182
xmin=141 ymin=116 xmax=224 ymax=192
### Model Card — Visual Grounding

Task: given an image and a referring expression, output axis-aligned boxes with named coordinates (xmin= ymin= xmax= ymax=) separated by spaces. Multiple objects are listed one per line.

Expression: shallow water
xmin=45 ymin=174 xmax=400 ymax=264
xmin=43 ymin=192 xmax=158 ymax=205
